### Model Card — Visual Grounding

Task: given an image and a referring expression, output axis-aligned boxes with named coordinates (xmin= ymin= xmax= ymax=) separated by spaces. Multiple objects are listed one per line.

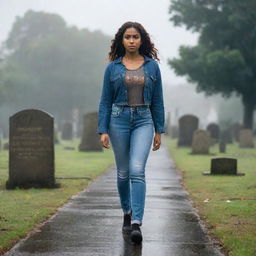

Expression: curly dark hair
xmin=108 ymin=21 xmax=159 ymax=62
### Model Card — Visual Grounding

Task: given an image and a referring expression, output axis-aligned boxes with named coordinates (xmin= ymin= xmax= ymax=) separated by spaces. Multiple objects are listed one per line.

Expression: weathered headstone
xmin=239 ymin=129 xmax=254 ymax=148
xmin=191 ymin=130 xmax=210 ymax=154
xmin=6 ymin=109 xmax=58 ymax=189
xmin=171 ymin=126 xmax=179 ymax=139
xmin=79 ymin=112 xmax=102 ymax=151
xmin=203 ymin=158 xmax=244 ymax=175
xmin=231 ymin=123 xmax=242 ymax=142
xmin=178 ymin=115 xmax=199 ymax=146
xmin=207 ymin=123 xmax=220 ymax=143
xmin=220 ymin=129 xmax=233 ymax=144
xmin=61 ymin=121 xmax=73 ymax=140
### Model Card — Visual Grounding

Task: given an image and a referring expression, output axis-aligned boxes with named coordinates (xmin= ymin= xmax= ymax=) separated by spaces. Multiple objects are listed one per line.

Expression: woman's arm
xmin=97 ymin=63 xmax=114 ymax=135
xmin=150 ymin=63 xmax=165 ymax=134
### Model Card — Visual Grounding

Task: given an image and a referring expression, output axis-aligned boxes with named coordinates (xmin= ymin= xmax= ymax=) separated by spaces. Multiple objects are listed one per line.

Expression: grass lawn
xmin=164 ymin=136 xmax=256 ymax=256
xmin=0 ymin=139 xmax=114 ymax=255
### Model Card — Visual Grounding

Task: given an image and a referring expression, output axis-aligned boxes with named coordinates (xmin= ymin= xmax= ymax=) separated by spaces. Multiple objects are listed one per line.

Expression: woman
xmin=97 ymin=21 xmax=165 ymax=244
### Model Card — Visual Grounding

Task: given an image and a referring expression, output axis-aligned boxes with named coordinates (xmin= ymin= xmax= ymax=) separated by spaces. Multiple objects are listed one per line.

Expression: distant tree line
xmin=0 ymin=10 xmax=111 ymax=130
xmin=169 ymin=0 xmax=256 ymax=129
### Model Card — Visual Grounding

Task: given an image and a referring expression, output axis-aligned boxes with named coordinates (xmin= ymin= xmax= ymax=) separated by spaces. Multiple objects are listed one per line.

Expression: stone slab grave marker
xmin=203 ymin=158 xmax=245 ymax=176
xmin=178 ymin=114 xmax=199 ymax=146
xmin=61 ymin=121 xmax=73 ymax=140
xmin=6 ymin=109 xmax=59 ymax=189
xmin=207 ymin=123 xmax=220 ymax=144
xmin=231 ymin=123 xmax=242 ymax=142
xmin=79 ymin=112 xmax=102 ymax=151
xmin=221 ymin=129 xmax=233 ymax=144
xmin=239 ymin=129 xmax=254 ymax=148
xmin=191 ymin=130 xmax=210 ymax=154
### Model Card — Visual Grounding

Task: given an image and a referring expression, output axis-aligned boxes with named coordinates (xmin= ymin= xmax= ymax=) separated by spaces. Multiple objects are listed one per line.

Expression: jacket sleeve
xmin=150 ymin=63 xmax=165 ymax=134
xmin=97 ymin=63 xmax=114 ymax=134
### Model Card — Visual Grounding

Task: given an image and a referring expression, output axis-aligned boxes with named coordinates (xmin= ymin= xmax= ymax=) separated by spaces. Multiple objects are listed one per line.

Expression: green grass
xmin=164 ymin=136 xmax=256 ymax=256
xmin=0 ymin=139 xmax=114 ymax=254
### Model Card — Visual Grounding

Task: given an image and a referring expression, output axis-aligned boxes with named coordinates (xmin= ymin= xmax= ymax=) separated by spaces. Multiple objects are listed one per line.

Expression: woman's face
xmin=122 ymin=27 xmax=142 ymax=54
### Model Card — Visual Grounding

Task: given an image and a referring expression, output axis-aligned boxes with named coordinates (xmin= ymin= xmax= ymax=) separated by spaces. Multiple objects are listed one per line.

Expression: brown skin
xmin=100 ymin=27 xmax=161 ymax=151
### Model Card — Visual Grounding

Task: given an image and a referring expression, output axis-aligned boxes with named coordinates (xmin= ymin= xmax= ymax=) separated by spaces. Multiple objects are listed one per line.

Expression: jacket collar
xmin=113 ymin=55 xmax=151 ymax=64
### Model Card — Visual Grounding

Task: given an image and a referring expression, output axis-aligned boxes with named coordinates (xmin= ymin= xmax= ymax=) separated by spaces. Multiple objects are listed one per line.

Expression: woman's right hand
xmin=100 ymin=133 xmax=110 ymax=149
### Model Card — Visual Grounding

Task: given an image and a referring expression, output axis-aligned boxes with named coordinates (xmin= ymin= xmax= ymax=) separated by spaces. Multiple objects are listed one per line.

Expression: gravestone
xmin=239 ymin=129 xmax=254 ymax=148
xmin=61 ymin=121 xmax=73 ymax=140
xmin=171 ymin=126 xmax=179 ymax=139
xmin=191 ymin=130 xmax=210 ymax=154
xmin=6 ymin=109 xmax=58 ymax=189
xmin=79 ymin=112 xmax=102 ymax=151
xmin=231 ymin=123 xmax=242 ymax=142
xmin=178 ymin=115 xmax=199 ymax=146
xmin=220 ymin=129 xmax=233 ymax=144
xmin=207 ymin=123 xmax=219 ymax=143
xmin=203 ymin=158 xmax=244 ymax=175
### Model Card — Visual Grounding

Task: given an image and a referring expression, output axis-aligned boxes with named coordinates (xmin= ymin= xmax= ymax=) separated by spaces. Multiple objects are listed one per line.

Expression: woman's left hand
xmin=152 ymin=133 xmax=161 ymax=151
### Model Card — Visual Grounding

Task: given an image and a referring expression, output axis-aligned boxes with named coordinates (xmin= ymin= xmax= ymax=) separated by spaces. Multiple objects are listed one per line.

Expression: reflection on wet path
xmin=5 ymin=143 xmax=223 ymax=256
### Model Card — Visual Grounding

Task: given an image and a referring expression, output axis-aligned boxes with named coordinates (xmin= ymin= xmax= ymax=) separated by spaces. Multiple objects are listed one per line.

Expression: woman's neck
xmin=124 ymin=51 xmax=142 ymax=60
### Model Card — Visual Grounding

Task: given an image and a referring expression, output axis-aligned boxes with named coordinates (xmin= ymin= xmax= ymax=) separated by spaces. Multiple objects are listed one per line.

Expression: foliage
xmin=0 ymin=10 xmax=111 ymax=125
xmin=169 ymin=0 xmax=256 ymax=128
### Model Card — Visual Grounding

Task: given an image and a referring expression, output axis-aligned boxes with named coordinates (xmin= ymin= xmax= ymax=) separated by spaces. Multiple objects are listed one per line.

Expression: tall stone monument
xmin=6 ymin=109 xmax=58 ymax=189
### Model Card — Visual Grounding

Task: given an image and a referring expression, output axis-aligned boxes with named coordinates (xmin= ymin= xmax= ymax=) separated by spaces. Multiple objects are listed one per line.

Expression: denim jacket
xmin=97 ymin=55 xmax=165 ymax=134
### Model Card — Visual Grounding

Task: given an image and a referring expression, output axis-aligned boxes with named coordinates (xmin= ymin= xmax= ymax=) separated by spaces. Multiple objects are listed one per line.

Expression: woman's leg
xmin=109 ymin=112 xmax=131 ymax=214
xmin=129 ymin=122 xmax=154 ymax=225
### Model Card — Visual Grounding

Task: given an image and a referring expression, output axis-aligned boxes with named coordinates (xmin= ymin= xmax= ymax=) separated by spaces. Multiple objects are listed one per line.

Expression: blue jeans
xmin=109 ymin=104 xmax=154 ymax=225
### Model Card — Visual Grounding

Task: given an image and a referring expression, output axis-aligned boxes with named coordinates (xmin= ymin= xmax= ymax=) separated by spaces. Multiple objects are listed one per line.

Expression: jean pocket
xmin=137 ymin=107 xmax=151 ymax=117
xmin=111 ymin=105 xmax=123 ymax=117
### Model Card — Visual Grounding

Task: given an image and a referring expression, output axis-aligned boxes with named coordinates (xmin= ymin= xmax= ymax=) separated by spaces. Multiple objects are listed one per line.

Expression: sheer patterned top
xmin=124 ymin=65 xmax=145 ymax=106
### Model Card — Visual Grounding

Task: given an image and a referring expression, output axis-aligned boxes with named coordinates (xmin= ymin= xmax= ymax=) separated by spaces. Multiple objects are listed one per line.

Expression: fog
xmin=0 ymin=0 xmax=245 ymax=134
xmin=0 ymin=0 xmax=198 ymax=84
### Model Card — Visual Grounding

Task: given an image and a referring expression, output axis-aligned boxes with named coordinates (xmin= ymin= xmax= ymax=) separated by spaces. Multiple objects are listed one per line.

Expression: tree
xmin=1 ymin=10 xmax=111 ymax=126
xmin=169 ymin=0 xmax=256 ymax=129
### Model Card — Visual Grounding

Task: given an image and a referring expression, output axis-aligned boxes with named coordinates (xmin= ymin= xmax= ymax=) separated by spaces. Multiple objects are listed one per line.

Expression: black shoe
xmin=122 ymin=213 xmax=131 ymax=231
xmin=131 ymin=224 xmax=142 ymax=244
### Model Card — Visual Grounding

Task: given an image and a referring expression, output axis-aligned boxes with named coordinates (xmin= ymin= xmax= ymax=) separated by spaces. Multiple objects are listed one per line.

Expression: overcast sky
xmin=0 ymin=0 xmax=198 ymax=85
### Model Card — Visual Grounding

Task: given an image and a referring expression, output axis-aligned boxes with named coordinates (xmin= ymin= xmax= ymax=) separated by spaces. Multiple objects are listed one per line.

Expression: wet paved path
xmin=5 ymin=142 xmax=223 ymax=256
